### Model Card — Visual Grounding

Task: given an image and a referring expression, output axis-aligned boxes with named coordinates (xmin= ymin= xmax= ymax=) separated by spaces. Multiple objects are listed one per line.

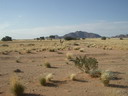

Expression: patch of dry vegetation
xmin=10 ymin=75 xmax=25 ymax=96
xmin=0 ymin=38 xmax=127 ymax=55
xmin=0 ymin=38 xmax=127 ymax=96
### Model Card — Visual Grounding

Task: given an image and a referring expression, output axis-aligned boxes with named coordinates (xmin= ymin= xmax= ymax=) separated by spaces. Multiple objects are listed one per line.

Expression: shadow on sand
xmin=51 ymin=80 xmax=67 ymax=84
xmin=45 ymin=82 xmax=58 ymax=87
xmin=50 ymin=66 xmax=58 ymax=69
xmin=109 ymin=84 xmax=128 ymax=89
xmin=23 ymin=93 xmax=44 ymax=96
xmin=74 ymin=79 xmax=87 ymax=82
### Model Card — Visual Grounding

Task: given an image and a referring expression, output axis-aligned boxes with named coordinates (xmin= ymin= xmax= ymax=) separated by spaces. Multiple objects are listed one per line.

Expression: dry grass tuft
xmin=45 ymin=73 xmax=54 ymax=81
xmin=10 ymin=75 xmax=25 ymax=96
xmin=44 ymin=62 xmax=51 ymax=68
xmin=66 ymin=52 xmax=74 ymax=60
xmin=73 ymin=46 xmax=81 ymax=50
xmin=69 ymin=74 xmax=77 ymax=81
xmin=79 ymin=48 xmax=85 ymax=52
xmin=100 ymin=70 xmax=114 ymax=86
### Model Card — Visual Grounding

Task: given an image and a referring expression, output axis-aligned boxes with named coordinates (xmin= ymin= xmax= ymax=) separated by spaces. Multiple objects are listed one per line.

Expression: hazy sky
xmin=0 ymin=0 xmax=128 ymax=39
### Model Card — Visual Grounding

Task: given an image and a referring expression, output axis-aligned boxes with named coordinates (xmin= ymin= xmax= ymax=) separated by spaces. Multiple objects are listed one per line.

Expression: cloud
xmin=0 ymin=21 xmax=128 ymax=39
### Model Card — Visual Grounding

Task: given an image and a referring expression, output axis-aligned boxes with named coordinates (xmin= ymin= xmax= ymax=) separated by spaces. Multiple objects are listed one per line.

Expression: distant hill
xmin=42 ymin=31 xmax=101 ymax=39
xmin=63 ymin=31 xmax=101 ymax=38
xmin=112 ymin=34 xmax=128 ymax=38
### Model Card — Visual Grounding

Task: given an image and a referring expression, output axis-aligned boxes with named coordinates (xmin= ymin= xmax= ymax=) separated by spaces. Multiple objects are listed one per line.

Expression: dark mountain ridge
xmin=63 ymin=31 xmax=101 ymax=38
xmin=112 ymin=34 xmax=128 ymax=38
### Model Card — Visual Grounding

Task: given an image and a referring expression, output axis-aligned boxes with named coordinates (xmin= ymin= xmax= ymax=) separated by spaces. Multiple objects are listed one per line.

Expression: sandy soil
xmin=0 ymin=46 xmax=128 ymax=96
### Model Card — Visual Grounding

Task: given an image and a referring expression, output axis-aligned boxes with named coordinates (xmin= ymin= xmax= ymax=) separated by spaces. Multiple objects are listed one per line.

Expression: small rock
xmin=13 ymin=69 xmax=22 ymax=73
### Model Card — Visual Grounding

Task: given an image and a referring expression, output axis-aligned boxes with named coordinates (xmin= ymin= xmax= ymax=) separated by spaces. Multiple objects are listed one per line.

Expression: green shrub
xmin=71 ymin=55 xmax=98 ymax=73
xmin=89 ymin=69 xmax=101 ymax=78
xmin=44 ymin=62 xmax=51 ymax=68
xmin=1 ymin=36 xmax=12 ymax=41
xmin=40 ymin=78 xmax=46 ymax=86
xmin=16 ymin=59 xmax=21 ymax=63
xmin=101 ymin=37 xmax=106 ymax=40
xmin=36 ymin=36 xmax=45 ymax=40
xmin=49 ymin=35 xmax=55 ymax=40
xmin=120 ymin=38 xmax=123 ymax=40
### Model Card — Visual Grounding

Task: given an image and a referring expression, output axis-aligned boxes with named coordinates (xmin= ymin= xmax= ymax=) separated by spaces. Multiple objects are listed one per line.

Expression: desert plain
xmin=0 ymin=38 xmax=128 ymax=96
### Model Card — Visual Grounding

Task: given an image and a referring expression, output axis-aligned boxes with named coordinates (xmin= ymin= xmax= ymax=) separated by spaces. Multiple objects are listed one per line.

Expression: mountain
xmin=112 ymin=34 xmax=128 ymax=38
xmin=63 ymin=31 xmax=101 ymax=38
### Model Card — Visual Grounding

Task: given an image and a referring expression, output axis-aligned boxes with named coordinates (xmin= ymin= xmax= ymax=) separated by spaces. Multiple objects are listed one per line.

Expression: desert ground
xmin=0 ymin=38 xmax=128 ymax=96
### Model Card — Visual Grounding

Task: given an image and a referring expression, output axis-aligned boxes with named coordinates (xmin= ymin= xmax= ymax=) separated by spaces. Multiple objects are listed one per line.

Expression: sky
xmin=0 ymin=0 xmax=128 ymax=39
